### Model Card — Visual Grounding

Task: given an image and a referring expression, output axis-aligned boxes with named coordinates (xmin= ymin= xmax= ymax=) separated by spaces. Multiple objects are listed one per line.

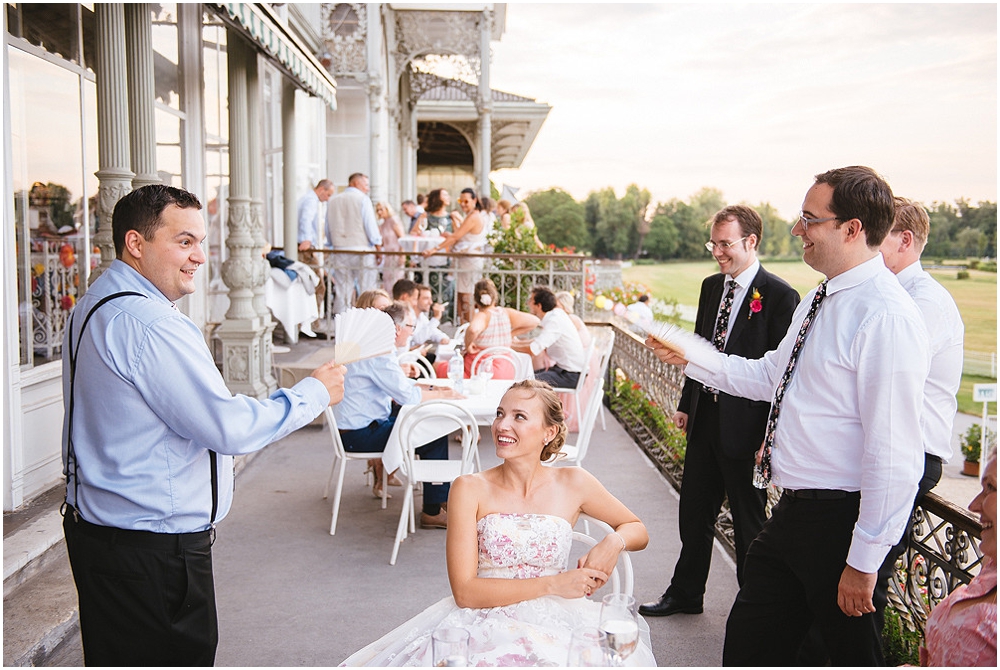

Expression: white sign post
xmin=972 ymin=383 xmax=997 ymax=467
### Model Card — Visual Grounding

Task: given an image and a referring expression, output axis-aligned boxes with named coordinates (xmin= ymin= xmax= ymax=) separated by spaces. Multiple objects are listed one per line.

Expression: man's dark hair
xmin=460 ymin=187 xmax=483 ymax=211
xmin=112 ymin=184 xmax=202 ymax=258
xmin=392 ymin=278 xmax=418 ymax=300
xmin=814 ymin=166 xmax=895 ymax=248
xmin=531 ymin=286 xmax=557 ymax=312
xmin=712 ymin=205 xmax=762 ymax=246
xmin=639 ymin=294 xmax=650 ymax=303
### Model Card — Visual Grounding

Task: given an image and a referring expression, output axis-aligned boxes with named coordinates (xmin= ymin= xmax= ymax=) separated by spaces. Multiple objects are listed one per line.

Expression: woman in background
xmin=462 ymin=278 xmax=539 ymax=378
xmin=375 ymin=202 xmax=405 ymax=293
xmin=409 ymin=188 xmax=452 ymax=237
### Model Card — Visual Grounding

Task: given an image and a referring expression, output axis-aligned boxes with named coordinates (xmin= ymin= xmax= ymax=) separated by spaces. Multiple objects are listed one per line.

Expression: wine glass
xmin=478 ymin=357 xmax=494 ymax=382
xmin=567 ymin=626 xmax=611 ymax=667
xmin=599 ymin=594 xmax=639 ymax=665
xmin=431 ymin=627 xmax=470 ymax=667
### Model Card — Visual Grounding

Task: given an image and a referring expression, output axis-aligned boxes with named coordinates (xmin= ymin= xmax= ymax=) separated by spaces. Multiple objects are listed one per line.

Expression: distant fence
xmin=964 ymin=350 xmax=997 ymax=378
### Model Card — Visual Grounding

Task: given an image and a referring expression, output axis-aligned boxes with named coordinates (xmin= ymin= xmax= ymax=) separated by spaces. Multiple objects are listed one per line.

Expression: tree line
xmin=523 ymin=186 xmax=997 ymax=261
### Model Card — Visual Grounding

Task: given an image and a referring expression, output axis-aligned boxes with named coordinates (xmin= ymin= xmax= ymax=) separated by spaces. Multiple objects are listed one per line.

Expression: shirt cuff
xmin=529 ymin=341 xmax=543 ymax=357
xmin=846 ymin=534 xmax=891 ymax=574
xmin=292 ymin=375 xmax=332 ymax=411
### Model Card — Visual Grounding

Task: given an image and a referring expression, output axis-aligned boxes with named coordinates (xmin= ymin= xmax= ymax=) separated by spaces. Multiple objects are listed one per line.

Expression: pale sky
xmin=490 ymin=3 xmax=997 ymax=219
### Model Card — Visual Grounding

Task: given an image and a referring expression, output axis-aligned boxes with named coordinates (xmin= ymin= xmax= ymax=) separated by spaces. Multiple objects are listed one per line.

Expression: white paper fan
xmin=334 ymin=308 xmax=396 ymax=365
xmin=645 ymin=321 xmax=719 ymax=368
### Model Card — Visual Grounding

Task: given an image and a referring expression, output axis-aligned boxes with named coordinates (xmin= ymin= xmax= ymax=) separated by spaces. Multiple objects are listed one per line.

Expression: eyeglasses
xmin=403 ymin=323 xmax=416 ymax=329
xmin=796 ymin=213 xmax=840 ymax=232
xmin=705 ymin=237 xmax=747 ymax=252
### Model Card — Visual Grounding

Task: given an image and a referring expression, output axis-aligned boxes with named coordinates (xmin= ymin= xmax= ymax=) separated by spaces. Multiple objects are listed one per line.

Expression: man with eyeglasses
xmin=649 ymin=167 xmax=929 ymax=665
xmin=639 ymin=205 xmax=799 ymax=619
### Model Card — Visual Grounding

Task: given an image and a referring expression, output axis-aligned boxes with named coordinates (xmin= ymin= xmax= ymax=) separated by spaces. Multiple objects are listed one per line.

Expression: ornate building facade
xmin=2 ymin=2 xmax=548 ymax=511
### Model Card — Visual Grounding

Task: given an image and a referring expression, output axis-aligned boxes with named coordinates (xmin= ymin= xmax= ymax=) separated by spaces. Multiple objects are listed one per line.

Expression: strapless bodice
xmin=476 ymin=513 xmax=573 ymax=580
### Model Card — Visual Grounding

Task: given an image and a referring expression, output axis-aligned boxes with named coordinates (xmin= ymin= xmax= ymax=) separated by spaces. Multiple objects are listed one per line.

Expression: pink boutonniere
xmin=748 ymin=288 xmax=762 ymax=319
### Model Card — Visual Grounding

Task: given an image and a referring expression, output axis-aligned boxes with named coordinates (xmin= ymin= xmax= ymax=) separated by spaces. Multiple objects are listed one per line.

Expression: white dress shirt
xmin=412 ymin=311 xmax=447 ymax=346
xmin=529 ymin=308 xmax=586 ymax=372
xmin=685 ymin=255 xmax=929 ymax=573
xmin=895 ymin=260 xmax=964 ymax=461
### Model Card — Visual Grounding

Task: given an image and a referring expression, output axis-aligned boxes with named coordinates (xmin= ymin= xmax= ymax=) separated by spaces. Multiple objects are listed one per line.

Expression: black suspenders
xmin=64 ymin=291 xmax=220 ymax=530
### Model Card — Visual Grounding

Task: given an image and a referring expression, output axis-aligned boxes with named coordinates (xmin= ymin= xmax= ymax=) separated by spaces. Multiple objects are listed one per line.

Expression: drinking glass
xmin=567 ymin=626 xmax=610 ymax=667
xmin=599 ymin=594 xmax=639 ymax=665
xmin=478 ymin=357 xmax=494 ymax=382
xmin=432 ymin=627 xmax=470 ymax=667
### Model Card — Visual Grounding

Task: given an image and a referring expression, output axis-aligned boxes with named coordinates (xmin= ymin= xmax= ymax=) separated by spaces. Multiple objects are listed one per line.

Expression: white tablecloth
xmin=265 ymin=267 xmax=319 ymax=344
xmin=381 ymin=379 xmax=514 ymax=474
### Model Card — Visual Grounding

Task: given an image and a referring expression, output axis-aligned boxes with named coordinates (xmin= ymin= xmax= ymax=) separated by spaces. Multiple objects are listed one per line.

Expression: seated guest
xmin=463 ymin=279 xmax=539 ymax=378
xmin=921 ymin=455 xmax=996 ymax=667
xmin=333 ymin=301 xmax=462 ymax=527
xmin=512 ymin=286 xmax=586 ymax=388
xmin=626 ymin=293 xmax=655 ymax=332
xmin=391 ymin=277 xmax=418 ymax=306
xmin=340 ymin=380 xmax=655 ymax=667
xmin=412 ymin=284 xmax=450 ymax=356
xmin=354 ymin=288 xmax=391 ymax=310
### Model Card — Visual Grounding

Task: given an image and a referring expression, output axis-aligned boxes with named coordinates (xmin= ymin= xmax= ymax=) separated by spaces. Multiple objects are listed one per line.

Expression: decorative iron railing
xmin=601 ymin=320 xmax=984 ymax=638
xmin=309 ymin=249 xmax=589 ymax=334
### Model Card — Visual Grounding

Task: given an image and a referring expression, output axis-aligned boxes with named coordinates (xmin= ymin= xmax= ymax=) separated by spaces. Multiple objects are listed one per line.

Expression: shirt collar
xmin=894 ymin=259 xmax=923 ymax=286
xmin=108 ymin=259 xmax=177 ymax=306
xmin=826 ymin=253 xmax=890 ymax=296
xmin=727 ymin=258 xmax=760 ymax=289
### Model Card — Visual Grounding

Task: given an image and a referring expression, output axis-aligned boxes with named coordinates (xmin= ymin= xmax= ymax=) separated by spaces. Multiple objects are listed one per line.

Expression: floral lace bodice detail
xmin=476 ymin=513 xmax=573 ymax=580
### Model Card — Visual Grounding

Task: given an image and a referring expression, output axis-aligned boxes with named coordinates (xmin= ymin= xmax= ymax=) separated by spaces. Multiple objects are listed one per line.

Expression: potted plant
xmin=960 ymin=425 xmax=983 ymax=477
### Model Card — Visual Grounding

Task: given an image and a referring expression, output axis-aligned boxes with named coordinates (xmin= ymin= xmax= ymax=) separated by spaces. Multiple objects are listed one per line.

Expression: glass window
xmin=155 ymin=107 xmax=183 ymax=187
xmin=8 ymin=45 xmax=92 ymax=366
xmin=7 ymin=3 xmax=82 ymax=65
xmin=203 ymin=9 xmax=230 ymax=323
xmin=152 ymin=3 xmax=182 ymax=109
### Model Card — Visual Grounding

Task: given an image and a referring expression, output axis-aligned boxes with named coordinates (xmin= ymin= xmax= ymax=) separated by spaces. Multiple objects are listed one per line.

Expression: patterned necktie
xmin=754 ymin=280 xmax=829 ymax=489
xmin=704 ymin=280 xmax=737 ymax=395
xmin=712 ymin=280 xmax=738 ymax=351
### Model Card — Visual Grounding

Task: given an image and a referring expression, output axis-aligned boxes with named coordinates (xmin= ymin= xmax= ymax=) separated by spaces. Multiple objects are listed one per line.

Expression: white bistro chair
xmin=470 ymin=346 xmax=534 ymax=381
xmin=553 ymin=379 xmax=605 ymax=468
xmin=551 ymin=341 xmax=595 ymax=427
xmin=397 ymin=350 xmax=436 ymax=379
xmin=390 ymin=401 xmax=480 ymax=565
xmin=322 ymin=407 xmax=388 ymax=536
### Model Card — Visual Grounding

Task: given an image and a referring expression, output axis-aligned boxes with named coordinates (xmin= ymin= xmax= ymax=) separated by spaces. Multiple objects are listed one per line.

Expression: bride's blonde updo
xmin=506 ymin=379 xmax=568 ymax=462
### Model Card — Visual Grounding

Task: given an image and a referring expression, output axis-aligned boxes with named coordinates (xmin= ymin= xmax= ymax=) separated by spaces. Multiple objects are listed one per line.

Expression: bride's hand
xmin=577 ymin=537 xmax=623 ymax=590
xmin=551 ymin=567 xmax=609 ymax=599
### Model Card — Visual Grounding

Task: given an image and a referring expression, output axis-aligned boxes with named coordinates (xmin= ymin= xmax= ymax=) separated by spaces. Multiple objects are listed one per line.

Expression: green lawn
xmin=624 ymin=259 xmax=998 ymax=414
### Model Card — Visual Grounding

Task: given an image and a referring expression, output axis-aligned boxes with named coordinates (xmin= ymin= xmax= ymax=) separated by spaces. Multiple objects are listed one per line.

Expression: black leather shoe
xmin=638 ymin=594 xmax=703 ymax=617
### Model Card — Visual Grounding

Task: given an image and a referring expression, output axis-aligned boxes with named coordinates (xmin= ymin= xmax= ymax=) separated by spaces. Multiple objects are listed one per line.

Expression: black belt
xmin=701 ymin=384 xmax=719 ymax=401
xmin=782 ymin=489 xmax=857 ymax=501
xmin=64 ymin=505 xmax=212 ymax=550
xmin=925 ymin=455 xmax=943 ymax=464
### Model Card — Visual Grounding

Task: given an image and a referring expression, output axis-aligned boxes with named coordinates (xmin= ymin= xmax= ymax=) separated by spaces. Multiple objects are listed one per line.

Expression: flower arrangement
xmin=748 ymin=288 xmax=762 ymax=319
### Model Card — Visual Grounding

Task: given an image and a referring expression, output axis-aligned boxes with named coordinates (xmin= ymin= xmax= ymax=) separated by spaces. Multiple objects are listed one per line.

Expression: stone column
xmin=91 ymin=3 xmax=134 ymax=284
xmin=125 ymin=4 xmax=160 ymax=189
xmin=282 ymin=78 xmax=298 ymax=260
xmin=246 ymin=51 xmax=278 ymax=394
xmin=477 ymin=11 xmax=493 ymax=198
xmin=216 ymin=32 xmax=267 ymax=398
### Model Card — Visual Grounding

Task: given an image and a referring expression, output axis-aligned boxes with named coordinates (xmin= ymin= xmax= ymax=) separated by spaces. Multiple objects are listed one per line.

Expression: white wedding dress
xmin=340 ymin=513 xmax=656 ymax=667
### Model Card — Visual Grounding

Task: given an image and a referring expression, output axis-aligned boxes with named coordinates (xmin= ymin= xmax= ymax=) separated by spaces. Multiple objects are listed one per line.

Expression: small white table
xmin=381 ymin=379 xmax=515 ymax=474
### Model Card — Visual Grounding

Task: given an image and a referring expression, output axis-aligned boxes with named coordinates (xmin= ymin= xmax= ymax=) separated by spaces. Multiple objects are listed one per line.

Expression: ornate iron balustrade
xmin=308 ymin=248 xmax=588 ymax=333
xmin=602 ymin=320 xmax=984 ymax=636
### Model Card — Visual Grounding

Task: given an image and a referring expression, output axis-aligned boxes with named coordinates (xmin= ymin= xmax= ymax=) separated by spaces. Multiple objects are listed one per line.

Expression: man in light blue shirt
xmin=297 ymin=178 xmax=335 ymax=253
xmin=61 ymin=185 xmax=346 ymax=666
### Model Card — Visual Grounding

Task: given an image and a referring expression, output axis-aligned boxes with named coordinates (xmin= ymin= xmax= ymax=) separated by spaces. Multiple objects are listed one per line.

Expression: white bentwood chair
xmin=551 ymin=341 xmax=595 ymax=427
xmin=397 ymin=350 xmax=436 ymax=379
xmin=470 ymin=346 xmax=534 ymax=381
xmin=552 ymin=379 xmax=605 ymax=468
xmin=390 ymin=401 xmax=480 ymax=565
xmin=322 ymin=407 xmax=388 ymax=536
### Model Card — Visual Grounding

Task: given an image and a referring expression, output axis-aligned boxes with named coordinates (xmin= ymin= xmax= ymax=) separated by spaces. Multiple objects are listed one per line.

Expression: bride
xmin=341 ymin=380 xmax=656 ymax=666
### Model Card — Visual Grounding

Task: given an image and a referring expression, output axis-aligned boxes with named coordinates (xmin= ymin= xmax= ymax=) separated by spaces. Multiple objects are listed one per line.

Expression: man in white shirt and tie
xmin=650 ymin=166 xmax=929 ymax=665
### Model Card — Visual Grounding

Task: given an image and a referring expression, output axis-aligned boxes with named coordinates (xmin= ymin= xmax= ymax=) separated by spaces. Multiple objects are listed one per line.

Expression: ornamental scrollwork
xmin=321 ymin=3 xmax=367 ymax=76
